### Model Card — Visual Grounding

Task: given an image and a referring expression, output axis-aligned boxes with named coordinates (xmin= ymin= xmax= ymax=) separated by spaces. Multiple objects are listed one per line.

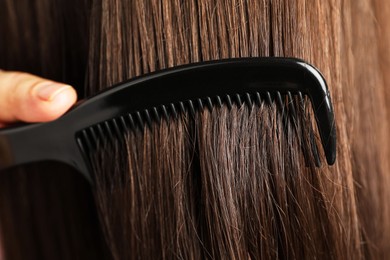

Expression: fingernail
xmin=35 ymin=83 xmax=72 ymax=101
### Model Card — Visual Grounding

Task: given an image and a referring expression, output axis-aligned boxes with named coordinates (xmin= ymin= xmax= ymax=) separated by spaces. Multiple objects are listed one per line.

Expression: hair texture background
xmin=0 ymin=0 xmax=90 ymax=97
xmin=0 ymin=163 xmax=110 ymax=259
xmin=0 ymin=0 xmax=111 ymax=259
xmin=0 ymin=0 xmax=390 ymax=259
xmin=86 ymin=0 xmax=390 ymax=259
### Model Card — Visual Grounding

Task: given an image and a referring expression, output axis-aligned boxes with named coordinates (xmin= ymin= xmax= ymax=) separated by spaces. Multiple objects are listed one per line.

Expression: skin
xmin=0 ymin=70 xmax=77 ymax=128
xmin=0 ymin=71 xmax=77 ymax=259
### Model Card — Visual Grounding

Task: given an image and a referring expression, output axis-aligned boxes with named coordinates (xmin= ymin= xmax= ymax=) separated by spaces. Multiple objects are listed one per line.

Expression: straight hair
xmin=0 ymin=0 xmax=390 ymax=259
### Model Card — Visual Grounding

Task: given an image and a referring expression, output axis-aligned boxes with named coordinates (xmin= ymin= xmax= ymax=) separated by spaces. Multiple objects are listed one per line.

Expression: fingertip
xmin=29 ymin=84 xmax=78 ymax=122
xmin=0 ymin=71 xmax=78 ymax=125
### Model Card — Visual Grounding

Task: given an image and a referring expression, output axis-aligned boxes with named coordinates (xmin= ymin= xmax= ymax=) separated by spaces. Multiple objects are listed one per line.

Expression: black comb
xmin=0 ymin=58 xmax=336 ymax=183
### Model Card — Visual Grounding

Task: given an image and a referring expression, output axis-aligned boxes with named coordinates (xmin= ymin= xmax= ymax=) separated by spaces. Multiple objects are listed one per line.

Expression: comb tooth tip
xmin=188 ymin=100 xmax=196 ymax=117
xmin=287 ymin=91 xmax=297 ymax=116
xmin=96 ymin=124 xmax=107 ymax=146
xmin=89 ymin=127 xmax=98 ymax=145
xmin=170 ymin=103 xmax=178 ymax=120
xmin=287 ymin=91 xmax=292 ymax=103
xmin=127 ymin=114 xmax=136 ymax=130
xmin=135 ymin=111 xmax=144 ymax=131
xmin=86 ymin=127 xmax=97 ymax=151
xmin=81 ymin=129 xmax=93 ymax=153
xmin=104 ymin=121 xmax=114 ymax=140
xmin=144 ymin=109 xmax=153 ymax=129
xmin=225 ymin=94 xmax=233 ymax=109
xmin=298 ymin=91 xmax=304 ymax=105
xmin=266 ymin=91 xmax=272 ymax=104
xmin=197 ymin=98 xmax=204 ymax=111
xmin=119 ymin=116 xmax=128 ymax=131
xmin=152 ymin=107 xmax=161 ymax=124
xmin=216 ymin=96 xmax=222 ymax=107
xmin=245 ymin=93 xmax=253 ymax=108
xmin=111 ymin=118 xmax=123 ymax=140
xmin=235 ymin=93 xmax=243 ymax=107
xmin=161 ymin=105 xmax=169 ymax=121
xmin=206 ymin=97 xmax=213 ymax=112
xmin=276 ymin=91 xmax=284 ymax=108
xmin=255 ymin=92 xmax=262 ymax=106
xmin=326 ymin=146 xmax=337 ymax=165
xmin=179 ymin=102 xmax=186 ymax=114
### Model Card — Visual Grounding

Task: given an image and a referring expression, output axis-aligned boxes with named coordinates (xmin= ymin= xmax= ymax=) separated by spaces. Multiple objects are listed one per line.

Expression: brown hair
xmin=1 ymin=0 xmax=390 ymax=259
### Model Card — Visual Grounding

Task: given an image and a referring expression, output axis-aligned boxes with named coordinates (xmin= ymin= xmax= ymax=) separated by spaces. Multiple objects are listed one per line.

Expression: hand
xmin=0 ymin=70 xmax=77 ymax=127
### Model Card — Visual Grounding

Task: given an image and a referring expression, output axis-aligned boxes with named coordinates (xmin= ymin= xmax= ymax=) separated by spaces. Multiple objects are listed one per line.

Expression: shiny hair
xmin=1 ymin=0 xmax=390 ymax=259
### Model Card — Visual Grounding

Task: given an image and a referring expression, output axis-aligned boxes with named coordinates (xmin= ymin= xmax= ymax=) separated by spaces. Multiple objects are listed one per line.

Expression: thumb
xmin=0 ymin=70 xmax=77 ymax=127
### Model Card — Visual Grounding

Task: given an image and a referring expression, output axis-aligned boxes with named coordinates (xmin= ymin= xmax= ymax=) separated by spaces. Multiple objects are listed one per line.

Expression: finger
xmin=0 ymin=71 xmax=77 ymax=125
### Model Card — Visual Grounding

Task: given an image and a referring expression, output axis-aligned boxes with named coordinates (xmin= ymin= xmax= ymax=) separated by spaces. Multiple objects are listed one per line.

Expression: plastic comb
xmin=0 ymin=58 xmax=336 ymax=183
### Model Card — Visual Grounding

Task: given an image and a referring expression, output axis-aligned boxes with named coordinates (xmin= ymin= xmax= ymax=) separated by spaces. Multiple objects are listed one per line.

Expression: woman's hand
xmin=0 ymin=70 xmax=77 ymax=127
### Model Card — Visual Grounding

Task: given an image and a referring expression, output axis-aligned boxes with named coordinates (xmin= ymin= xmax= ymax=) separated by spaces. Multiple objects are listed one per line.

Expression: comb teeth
xmin=77 ymin=91 xmax=308 ymax=154
xmin=77 ymin=90 xmax=324 ymax=169
xmin=84 ymin=92 xmax=325 ymax=169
